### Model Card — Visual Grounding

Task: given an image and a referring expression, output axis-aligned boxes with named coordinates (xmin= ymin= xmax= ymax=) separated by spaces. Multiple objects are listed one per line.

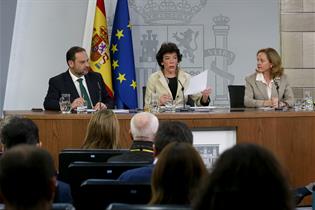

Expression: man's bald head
xmin=130 ymin=112 xmax=159 ymax=141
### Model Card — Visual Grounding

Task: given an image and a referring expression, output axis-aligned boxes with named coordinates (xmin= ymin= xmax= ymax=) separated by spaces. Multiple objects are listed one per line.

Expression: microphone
xmin=177 ymin=79 xmax=190 ymax=112
xmin=274 ymin=78 xmax=282 ymax=111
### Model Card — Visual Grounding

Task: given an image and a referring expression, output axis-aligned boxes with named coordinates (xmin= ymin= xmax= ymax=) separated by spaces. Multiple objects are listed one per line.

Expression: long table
xmin=4 ymin=109 xmax=315 ymax=190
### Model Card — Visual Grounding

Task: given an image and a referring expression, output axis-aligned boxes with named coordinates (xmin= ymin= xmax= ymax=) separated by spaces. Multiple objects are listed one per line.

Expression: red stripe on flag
xmin=96 ymin=0 xmax=106 ymax=15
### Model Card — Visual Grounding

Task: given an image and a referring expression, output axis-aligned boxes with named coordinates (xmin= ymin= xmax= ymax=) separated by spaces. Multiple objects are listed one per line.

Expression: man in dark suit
xmin=107 ymin=112 xmax=159 ymax=163
xmin=43 ymin=46 xmax=113 ymax=111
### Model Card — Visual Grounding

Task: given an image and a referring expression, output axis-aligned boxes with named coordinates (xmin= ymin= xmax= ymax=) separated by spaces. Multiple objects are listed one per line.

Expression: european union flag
xmin=110 ymin=0 xmax=138 ymax=109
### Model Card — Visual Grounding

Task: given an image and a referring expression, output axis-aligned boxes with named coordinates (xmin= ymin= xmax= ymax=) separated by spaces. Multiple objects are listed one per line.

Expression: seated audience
xmin=108 ymin=112 xmax=159 ymax=163
xmin=0 ymin=145 xmax=56 ymax=210
xmin=82 ymin=109 xmax=119 ymax=149
xmin=150 ymin=142 xmax=207 ymax=205
xmin=118 ymin=121 xmax=193 ymax=183
xmin=0 ymin=116 xmax=73 ymax=204
xmin=193 ymin=143 xmax=294 ymax=210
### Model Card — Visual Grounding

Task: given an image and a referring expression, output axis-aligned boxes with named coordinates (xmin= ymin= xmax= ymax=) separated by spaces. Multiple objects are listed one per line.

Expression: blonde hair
xmin=82 ymin=109 xmax=119 ymax=149
xmin=257 ymin=48 xmax=284 ymax=78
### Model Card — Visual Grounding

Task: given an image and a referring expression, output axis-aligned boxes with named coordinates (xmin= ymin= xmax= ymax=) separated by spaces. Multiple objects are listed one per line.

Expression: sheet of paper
xmin=185 ymin=70 xmax=208 ymax=95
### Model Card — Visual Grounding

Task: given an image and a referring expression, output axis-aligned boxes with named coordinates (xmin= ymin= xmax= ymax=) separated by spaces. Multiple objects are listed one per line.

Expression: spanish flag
xmin=89 ymin=0 xmax=113 ymax=97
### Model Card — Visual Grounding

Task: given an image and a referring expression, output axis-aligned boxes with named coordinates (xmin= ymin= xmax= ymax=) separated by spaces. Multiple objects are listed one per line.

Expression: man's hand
xmin=94 ymin=102 xmax=107 ymax=111
xmin=71 ymin=97 xmax=85 ymax=109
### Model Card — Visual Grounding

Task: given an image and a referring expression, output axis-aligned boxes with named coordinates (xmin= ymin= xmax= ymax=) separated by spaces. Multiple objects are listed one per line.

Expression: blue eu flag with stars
xmin=110 ymin=0 xmax=138 ymax=109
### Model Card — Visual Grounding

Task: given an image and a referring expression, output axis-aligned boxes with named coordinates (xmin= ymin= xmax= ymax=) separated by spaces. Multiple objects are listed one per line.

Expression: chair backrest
xmin=228 ymin=85 xmax=245 ymax=108
xmin=52 ymin=203 xmax=75 ymax=210
xmin=58 ymin=149 xmax=128 ymax=182
xmin=67 ymin=161 xmax=150 ymax=209
xmin=78 ymin=179 xmax=152 ymax=210
xmin=106 ymin=203 xmax=191 ymax=210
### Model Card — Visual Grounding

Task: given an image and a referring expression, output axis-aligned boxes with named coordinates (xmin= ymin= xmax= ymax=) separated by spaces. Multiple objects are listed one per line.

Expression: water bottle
xmin=304 ymin=93 xmax=314 ymax=111
xmin=150 ymin=92 xmax=159 ymax=113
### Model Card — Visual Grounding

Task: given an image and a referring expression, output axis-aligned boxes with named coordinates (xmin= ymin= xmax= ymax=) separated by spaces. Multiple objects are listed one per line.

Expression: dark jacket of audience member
xmin=0 ymin=145 xmax=56 ymax=210
xmin=118 ymin=121 xmax=194 ymax=183
xmin=0 ymin=116 xmax=73 ymax=204
xmin=193 ymin=143 xmax=294 ymax=210
xmin=150 ymin=142 xmax=207 ymax=205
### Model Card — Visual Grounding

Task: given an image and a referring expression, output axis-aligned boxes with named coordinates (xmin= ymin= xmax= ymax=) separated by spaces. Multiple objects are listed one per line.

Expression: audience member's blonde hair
xmin=82 ymin=109 xmax=119 ymax=149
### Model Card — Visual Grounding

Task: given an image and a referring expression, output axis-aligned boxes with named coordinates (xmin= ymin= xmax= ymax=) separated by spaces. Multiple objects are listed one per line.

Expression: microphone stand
xmin=274 ymin=80 xmax=283 ymax=111
xmin=178 ymin=80 xmax=190 ymax=112
xmin=97 ymin=82 xmax=102 ymax=110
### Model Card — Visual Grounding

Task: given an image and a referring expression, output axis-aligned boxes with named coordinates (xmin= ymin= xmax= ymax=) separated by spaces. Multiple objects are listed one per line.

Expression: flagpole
xmin=82 ymin=0 xmax=97 ymax=55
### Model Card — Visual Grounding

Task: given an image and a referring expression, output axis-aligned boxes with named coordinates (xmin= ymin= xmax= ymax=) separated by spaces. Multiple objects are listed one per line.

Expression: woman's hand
xmin=160 ymin=94 xmax=172 ymax=106
xmin=201 ymin=87 xmax=212 ymax=103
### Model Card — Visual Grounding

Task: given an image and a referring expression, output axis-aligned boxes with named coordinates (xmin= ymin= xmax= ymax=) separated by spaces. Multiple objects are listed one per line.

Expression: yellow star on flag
xmin=115 ymin=29 xmax=124 ymax=40
xmin=130 ymin=80 xmax=137 ymax=90
xmin=112 ymin=60 xmax=119 ymax=70
xmin=117 ymin=73 xmax=126 ymax=84
xmin=127 ymin=22 xmax=132 ymax=29
xmin=111 ymin=44 xmax=118 ymax=54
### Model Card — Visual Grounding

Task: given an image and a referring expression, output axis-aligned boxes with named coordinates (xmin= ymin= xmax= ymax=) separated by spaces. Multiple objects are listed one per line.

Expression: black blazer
xmin=43 ymin=70 xmax=114 ymax=110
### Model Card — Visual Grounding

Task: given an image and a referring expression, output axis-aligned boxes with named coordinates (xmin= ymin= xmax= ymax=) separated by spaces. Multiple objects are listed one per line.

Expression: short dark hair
xmin=0 ymin=145 xmax=55 ymax=208
xmin=1 ymin=116 xmax=39 ymax=149
xmin=154 ymin=121 xmax=193 ymax=155
xmin=66 ymin=46 xmax=86 ymax=63
xmin=193 ymin=143 xmax=294 ymax=210
xmin=156 ymin=42 xmax=182 ymax=69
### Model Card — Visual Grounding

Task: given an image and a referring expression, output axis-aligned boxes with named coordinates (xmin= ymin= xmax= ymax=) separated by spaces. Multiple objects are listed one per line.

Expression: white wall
xmin=4 ymin=0 xmax=88 ymax=110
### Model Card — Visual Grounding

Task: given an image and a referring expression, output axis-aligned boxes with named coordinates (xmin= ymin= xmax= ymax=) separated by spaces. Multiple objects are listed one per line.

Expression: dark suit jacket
xmin=118 ymin=164 xmax=154 ymax=183
xmin=54 ymin=180 xmax=73 ymax=204
xmin=44 ymin=70 xmax=114 ymax=110
xmin=107 ymin=141 xmax=154 ymax=163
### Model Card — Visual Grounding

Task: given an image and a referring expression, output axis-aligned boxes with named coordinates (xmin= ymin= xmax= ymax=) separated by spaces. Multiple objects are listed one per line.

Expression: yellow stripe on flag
xmin=89 ymin=0 xmax=113 ymax=96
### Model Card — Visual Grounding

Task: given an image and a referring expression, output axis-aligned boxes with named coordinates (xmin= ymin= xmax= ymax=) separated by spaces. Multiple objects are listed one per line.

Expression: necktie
xmin=77 ymin=78 xmax=92 ymax=109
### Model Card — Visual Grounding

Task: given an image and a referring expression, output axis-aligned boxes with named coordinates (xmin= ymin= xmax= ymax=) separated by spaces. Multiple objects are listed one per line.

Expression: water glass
xmin=59 ymin=94 xmax=71 ymax=114
xmin=294 ymin=99 xmax=303 ymax=111
xmin=150 ymin=93 xmax=159 ymax=113
xmin=164 ymin=99 xmax=175 ymax=112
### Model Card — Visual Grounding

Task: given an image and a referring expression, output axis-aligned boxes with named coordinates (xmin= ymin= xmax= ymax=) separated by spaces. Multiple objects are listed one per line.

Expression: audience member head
xmin=257 ymin=48 xmax=283 ymax=78
xmin=0 ymin=116 xmax=39 ymax=151
xmin=150 ymin=142 xmax=207 ymax=204
xmin=154 ymin=121 xmax=193 ymax=156
xmin=0 ymin=145 xmax=56 ymax=210
xmin=193 ymin=143 xmax=294 ymax=210
xmin=82 ymin=109 xmax=119 ymax=149
xmin=130 ymin=112 xmax=159 ymax=141
xmin=156 ymin=42 xmax=182 ymax=70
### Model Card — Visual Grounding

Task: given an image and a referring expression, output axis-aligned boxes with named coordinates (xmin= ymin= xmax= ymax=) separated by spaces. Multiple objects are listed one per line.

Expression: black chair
xmin=66 ymin=161 xmax=150 ymax=209
xmin=0 ymin=203 xmax=75 ymax=210
xmin=78 ymin=179 xmax=152 ymax=210
xmin=106 ymin=203 xmax=191 ymax=210
xmin=228 ymin=85 xmax=245 ymax=108
xmin=58 ymin=149 xmax=128 ymax=182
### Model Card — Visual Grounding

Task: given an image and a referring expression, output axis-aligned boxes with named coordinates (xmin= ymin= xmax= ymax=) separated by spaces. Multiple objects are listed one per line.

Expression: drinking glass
xmin=59 ymin=94 xmax=71 ymax=114
xmin=150 ymin=92 xmax=159 ymax=113
xmin=164 ymin=99 xmax=175 ymax=112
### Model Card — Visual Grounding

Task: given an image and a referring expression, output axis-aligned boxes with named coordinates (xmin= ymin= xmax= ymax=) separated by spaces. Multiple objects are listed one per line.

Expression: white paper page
xmin=185 ymin=70 xmax=208 ymax=95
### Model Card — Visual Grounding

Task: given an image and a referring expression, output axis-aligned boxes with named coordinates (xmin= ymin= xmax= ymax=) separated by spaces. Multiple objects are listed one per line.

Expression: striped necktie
xmin=77 ymin=78 xmax=92 ymax=109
